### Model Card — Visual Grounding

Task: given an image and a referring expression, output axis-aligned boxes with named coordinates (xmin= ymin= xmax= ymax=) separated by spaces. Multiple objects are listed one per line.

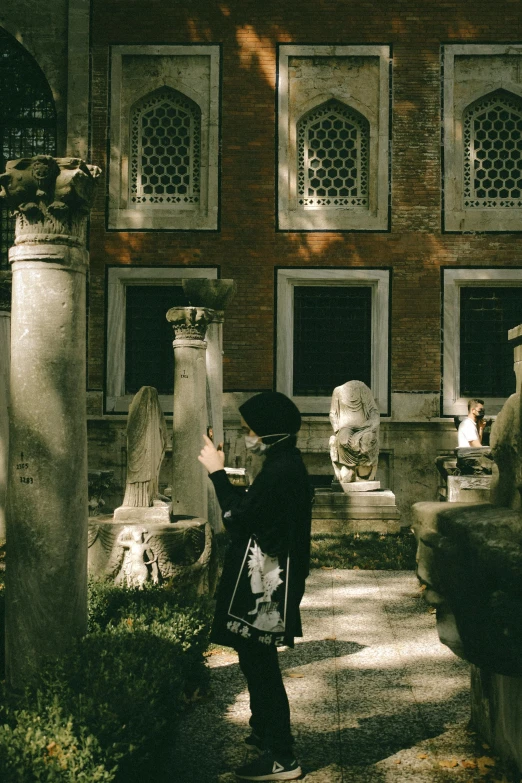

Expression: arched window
xmin=129 ymin=88 xmax=201 ymax=208
xmin=0 ymin=28 xmax=56 ymax=268
xmin=464 ymin=89 xmax=522 ymax=209
xmin=297 ymin=99 xmax=369 ymax=209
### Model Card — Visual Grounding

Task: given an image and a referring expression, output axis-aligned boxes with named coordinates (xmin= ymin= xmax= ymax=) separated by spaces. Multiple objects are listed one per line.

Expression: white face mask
xmin=244 ymin=432 xmax=291 ymax=454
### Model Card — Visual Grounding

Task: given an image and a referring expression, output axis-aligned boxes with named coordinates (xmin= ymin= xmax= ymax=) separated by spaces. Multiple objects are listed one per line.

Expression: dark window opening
xmin=125 ymin=285 xmax=189 ymax=395
xmin=0 ymin=28 xmax=57 ymax=268
xmin=460 ymin=286 xmax=522 ymax=398
xmin=293 ymin=285 xmax=372 ymax=396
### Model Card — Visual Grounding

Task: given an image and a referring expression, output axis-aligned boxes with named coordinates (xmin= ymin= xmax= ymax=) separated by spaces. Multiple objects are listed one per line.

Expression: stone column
xmin=167 ymin=307 xmax=215 ymax=520
xmin=181 ymin=279 xmax=237 ymax=452
xmin=0 ymin=155 xmax=100 ymax=689
xmin=182 ymin=280 xmax=236 ymax=534
xmin=0 ymin=272 xmax=11 ymax=545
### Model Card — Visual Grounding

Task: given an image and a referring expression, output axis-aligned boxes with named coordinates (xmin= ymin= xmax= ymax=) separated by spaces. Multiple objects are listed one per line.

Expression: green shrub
xmin=0 ymin=699 xmax=116 ymax=783
xmin=0 ymin=578 xmax=214 ymax=782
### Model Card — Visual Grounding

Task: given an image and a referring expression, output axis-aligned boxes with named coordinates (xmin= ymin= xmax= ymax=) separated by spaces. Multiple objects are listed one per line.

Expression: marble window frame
xmin=105 ymin=265 xmax=218 ymax=413
xmin=277 ymin=44 xmax=391 ymax=232
xmin=276 ymin=268 xmax=390 ymax=415
xmin=108 ymin=44 xmax=220 ymax=231
xmin=442 ymin=43 xmax=522 ymax=233
xmin=442 ymin=267 xmax=522 ymax=415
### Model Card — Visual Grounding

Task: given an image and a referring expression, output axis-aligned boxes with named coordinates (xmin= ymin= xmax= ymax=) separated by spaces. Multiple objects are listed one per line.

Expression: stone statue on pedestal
xmin=329 ymin=380 xmax=380 ymax=484
xmin=88 ymin=385 xmax=218 ymax=595
xmin=121 ymin=386 xmax=167 ymax=508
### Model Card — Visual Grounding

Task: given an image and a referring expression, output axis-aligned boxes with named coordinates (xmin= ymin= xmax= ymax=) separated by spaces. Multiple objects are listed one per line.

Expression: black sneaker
xmin=235 ymin=750 xmax=302 ymax=780
xmin=244 ymin=732 xmax=266 ymax=751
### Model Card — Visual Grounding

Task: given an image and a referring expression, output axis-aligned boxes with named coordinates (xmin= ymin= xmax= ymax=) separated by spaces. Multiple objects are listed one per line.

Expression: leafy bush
xmin=0 ymin=578 xmax=213 ymax=782
xmin=0 ymin=699 xmax=116 ymax=783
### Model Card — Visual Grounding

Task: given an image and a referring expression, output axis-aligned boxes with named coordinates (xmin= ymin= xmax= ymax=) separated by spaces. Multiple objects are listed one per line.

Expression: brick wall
xmin=88 ymin=0 xmax=522 ymax=395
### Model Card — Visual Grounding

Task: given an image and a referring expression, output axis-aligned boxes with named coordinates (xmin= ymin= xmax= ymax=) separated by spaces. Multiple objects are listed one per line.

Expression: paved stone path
xmin=173 ymin=570 xmax=507 ymax=782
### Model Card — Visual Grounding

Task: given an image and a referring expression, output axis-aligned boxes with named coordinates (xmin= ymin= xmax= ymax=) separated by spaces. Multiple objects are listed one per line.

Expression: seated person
xmin=458 ymin=398 xmax=486 ymax=447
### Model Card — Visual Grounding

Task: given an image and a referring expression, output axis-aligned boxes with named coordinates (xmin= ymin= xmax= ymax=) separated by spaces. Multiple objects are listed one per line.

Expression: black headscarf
xmin=239 ymin=392 xmax=301 ymax=437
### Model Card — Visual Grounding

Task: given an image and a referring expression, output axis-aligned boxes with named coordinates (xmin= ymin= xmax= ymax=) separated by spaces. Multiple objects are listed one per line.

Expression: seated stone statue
xmin=329 ymin=380 xmax=380 ymax=483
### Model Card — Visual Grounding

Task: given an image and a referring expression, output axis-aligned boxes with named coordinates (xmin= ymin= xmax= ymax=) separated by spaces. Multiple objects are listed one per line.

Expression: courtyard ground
xmin=172 ymin=569 xmax=516 ymax=783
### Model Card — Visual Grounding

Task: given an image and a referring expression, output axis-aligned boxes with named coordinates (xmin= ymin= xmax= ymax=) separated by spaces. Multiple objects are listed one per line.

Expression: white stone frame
xmin=443 ymin=44 xmax=522 ymax=232
xmin=276 ymin=268 xmax=390 ymax=414
xmin=442 ymin=267 xmax=522 ymax=415
xmin=108 ymin=45 xmax=220 ymax=231
xmin=277 ymin=44 xmax=391 ymax=232
xmin=105 ymin=266 xmax=218 ymax=413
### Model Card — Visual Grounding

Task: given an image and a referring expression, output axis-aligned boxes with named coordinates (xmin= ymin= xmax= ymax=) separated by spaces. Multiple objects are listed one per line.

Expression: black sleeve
xmin=209 ymin=466 xmax=284 ymax=551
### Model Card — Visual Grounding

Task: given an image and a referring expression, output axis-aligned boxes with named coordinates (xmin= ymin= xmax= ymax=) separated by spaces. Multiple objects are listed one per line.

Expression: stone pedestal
xmin=1 ymin=156 xmax=100 ymax=689
xmin=313 ymin=488 xmax=401 ymax=534
xmin=167 ymin=307 xmax=215 ymax=520
xmin=0 ymin=272 xmax=11 ymax=545
xmin=88 ymin=513 xmax=218 ymax=596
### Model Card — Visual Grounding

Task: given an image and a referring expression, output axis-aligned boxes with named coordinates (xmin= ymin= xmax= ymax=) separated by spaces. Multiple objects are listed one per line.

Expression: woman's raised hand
xmin=198 ymin=434 xmax=226 ymax=474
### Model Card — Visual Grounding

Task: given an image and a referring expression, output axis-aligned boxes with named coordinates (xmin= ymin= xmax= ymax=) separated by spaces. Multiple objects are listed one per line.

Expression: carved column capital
xmin=182 ymin=279 xmax=237 ymax=320
xmin=166 ymin=306 xmax=215 ymax=341
xmin=0 ymin=156 xmax=101 ymax=250
xmin=0 ymin=271 xmax=12 ymax=312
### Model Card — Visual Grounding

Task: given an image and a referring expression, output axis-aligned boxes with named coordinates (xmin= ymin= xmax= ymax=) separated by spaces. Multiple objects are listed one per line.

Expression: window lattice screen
xmin=460 ymin=286 xmax=522 ymax=398
xmin=0 ymin=28 xmax=56 ymax=268
xmin=297 ymin=100 xmax=369 ymax=208
xmin=293 ymin=286 xmax=372 ymax=396
xmin=130 ymin=88 xmax=201 ymax=207
xmin=464 ymin=90 xmax=522 ymax=209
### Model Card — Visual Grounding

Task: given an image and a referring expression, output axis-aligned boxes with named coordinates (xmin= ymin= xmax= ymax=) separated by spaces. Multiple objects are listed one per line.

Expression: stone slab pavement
xmin=172 ymin=570 xmax=513 ymax=782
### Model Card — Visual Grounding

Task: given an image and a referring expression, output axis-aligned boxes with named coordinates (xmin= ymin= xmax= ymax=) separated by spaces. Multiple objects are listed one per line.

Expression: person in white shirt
xmin=458 ymin=398 xmax=486 ymax=447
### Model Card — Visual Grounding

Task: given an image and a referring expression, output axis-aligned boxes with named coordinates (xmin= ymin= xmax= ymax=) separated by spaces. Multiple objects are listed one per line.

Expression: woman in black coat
xmin=199 ymin=392 xmax=313 ymax=782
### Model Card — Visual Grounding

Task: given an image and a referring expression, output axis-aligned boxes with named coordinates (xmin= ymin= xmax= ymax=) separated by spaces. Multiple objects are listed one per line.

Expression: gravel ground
xmin=172 ymin=570 xmax=518 ymax=783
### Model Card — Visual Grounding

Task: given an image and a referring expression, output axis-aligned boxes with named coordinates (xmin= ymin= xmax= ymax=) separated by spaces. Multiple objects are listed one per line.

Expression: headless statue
xmin=122 ymin=386 xmax=167 ymax=507
xmin=329 ymin=380 xmax=380 ymax=483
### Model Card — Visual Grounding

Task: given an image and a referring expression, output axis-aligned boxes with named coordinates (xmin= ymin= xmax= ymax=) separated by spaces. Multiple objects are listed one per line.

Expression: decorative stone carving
xmin=115 ymin=526 xmax=159 ymax=588
xmin=182 ymin=278 xmax=237 ymax=319
xmin=329 ymin=380 xmax=380 ymax=487
xmin=88 ymin=517 xmax=217 ymax=595
xmin=120 ymin=386 xmax=167 ymax=509
xmin=0 ymin=155 xmax=101 ymax=247
xmin=166 ymin=306 xmax=214 ymax=341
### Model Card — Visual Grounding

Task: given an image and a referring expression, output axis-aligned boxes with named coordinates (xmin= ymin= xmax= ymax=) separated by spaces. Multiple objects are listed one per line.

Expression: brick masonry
xmin=87 ymin=0 xmax=522 ymax=396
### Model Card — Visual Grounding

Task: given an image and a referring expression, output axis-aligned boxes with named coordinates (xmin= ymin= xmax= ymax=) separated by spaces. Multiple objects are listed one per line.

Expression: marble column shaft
xmin=1 ymin=155 xmax=100 ymax=689
xmin=7 ymin=245 xmax=89 ymax=687
xmin=167 ymin=307 xmax=215 ymax=520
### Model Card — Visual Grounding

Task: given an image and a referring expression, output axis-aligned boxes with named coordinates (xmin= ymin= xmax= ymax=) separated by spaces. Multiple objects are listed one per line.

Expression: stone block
xmin=341 ymin=480 xmax=381 ymax=493
xmin=312 ymin=488 xmax=401 ymax=534
xmin=312 ymin=517 xmax=402 ymax=534
xmin=447 ymin=475 xmax=491 ymax=503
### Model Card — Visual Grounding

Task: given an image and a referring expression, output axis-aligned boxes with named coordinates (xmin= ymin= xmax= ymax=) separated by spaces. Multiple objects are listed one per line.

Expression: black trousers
xmin=233 ymin=638 xmax=294 ymax=758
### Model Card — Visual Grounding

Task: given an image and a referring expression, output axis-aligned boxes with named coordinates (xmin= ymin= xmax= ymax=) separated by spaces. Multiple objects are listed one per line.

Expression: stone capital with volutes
xmin=166 ymin=306 xmax=216 ymax=342
xmin=0 ymin=156 xmax=101 ymax=253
